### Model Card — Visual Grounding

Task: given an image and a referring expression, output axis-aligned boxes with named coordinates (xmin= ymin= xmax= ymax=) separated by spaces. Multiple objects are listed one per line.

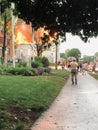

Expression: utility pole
xmin=11 ymin=3 xmax=15 ymax=68
xmin=32 ymin=27 xmax=35 ymax=61
xmin=55 ymin=41 xmax=59 ymax=70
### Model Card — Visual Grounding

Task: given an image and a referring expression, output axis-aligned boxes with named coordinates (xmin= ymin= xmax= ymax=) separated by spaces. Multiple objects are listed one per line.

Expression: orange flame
xmin=14 ymin=22 xmax=58 ymax=45
xmin=15 ymin=22 xmax=32 ymax=44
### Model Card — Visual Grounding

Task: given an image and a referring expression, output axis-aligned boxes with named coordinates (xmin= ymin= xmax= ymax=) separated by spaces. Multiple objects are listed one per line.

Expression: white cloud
xmin=60 ymin=33 xmax=98 ymax=56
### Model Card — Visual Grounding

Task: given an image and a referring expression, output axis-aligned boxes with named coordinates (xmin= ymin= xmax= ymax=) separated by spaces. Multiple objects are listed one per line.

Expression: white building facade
xmin=16 ymin=43 xmax=60 ymax=65
xmin=42 ymin=43 xmax=60 ymax=63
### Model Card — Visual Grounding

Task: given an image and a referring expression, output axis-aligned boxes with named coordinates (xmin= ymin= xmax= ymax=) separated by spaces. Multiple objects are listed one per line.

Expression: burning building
xmin=0 ymin=19 xmax=60 ymax=65
xmin=15 ymin=20 xmax=60 ymax=64
xmin=15 ymin=22 xmax=34 ymax=65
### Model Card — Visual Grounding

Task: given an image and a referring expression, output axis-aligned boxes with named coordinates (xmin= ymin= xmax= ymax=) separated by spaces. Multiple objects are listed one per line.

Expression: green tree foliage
xmin=60 ymin=53 xmax=66 ymax=59
xmin=65 ymin=49 xmax=70 ymax=59
xmin=94 ymin=52 xmax=98 ymax=57
xmin=2 ymin=0 xmax=98 ymax=42
xmin=0 ymin=0 xmax=12 ymax=63
xmin=36 ymin=33 xmax=51 ymax=56
xmin=67 ymin=48 xmax=81 ymax=61
xmin=0 ymin=0 xmax=11 ymax=14
xmin=82 ymin=55 xmax=94 ymax=63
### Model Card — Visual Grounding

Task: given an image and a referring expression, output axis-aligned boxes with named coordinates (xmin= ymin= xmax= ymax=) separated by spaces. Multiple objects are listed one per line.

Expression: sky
xmin=59 ymin=33 xmax=98 ymax=57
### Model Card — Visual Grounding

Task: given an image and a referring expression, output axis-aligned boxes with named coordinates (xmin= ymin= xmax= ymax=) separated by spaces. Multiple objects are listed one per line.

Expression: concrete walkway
xmin=31 ymin=73 xmax=98 ymax=130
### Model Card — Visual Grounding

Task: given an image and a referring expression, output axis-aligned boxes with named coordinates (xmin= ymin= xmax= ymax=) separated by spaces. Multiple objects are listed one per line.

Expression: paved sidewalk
xmin=31 ymin=73 xmax=98 ymax=130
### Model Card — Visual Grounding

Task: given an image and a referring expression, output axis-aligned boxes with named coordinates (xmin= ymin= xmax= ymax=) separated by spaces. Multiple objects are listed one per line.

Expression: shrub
xmin=41 ymin=57 xmax=49 ymax=67
xmin=31 ymin=56 xmax=49 ymax=68
xmin=6 ymin=67 xmax=17 ymax=75
xmin=22 ymin=68 xmax=37 ymax=76
xmin=17 ymin=61 xmax=27 ymax=67
xmin=36 ymin=67 xmax=44 ymax=75
xmin=44 ymin=68 xmax=51 ymax=74
xmin=35 ymin=56 xmax=43 ymax=63
xmin=31 ymin=61 xmax=42 ymax=68
xmin=6 ymin=67 xmax=37 ymax=76
xmin=0 ymin=65 xmax=8 ymax=75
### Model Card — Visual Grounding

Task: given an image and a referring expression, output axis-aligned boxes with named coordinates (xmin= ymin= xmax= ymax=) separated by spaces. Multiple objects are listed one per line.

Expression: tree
xmin=82 ymin=55 xmax=94 ymax=63
xmin=2 ymin=0 xmax=98 ymax=65
xmin=35 ymin=33 xmax=51 ymax=56
xmin=67 ymin=48 xmax=81 ymax=62
xmin=4 ymin=0 xmax=98 ymax=42
xmin=0 ymin=1 xmax=11 ymax=63
xmin=60 ymin=53 xmax=66 ymax=59
xmin=65 ymin=49 xmax=70 ymax=59
xmin=94 ymin=52 xmax=98 ymax=57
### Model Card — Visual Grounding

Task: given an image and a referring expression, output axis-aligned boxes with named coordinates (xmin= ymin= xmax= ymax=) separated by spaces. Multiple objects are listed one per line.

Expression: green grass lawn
xmin=0 ymin=69 xmax=70 ymax=130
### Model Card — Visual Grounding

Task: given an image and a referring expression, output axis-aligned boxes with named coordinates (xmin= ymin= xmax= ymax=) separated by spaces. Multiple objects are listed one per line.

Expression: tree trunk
xmin=2 ymin=12 xmax=7 ymax=64
xmin=36 ymin=44 xmax=42 ymax=57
